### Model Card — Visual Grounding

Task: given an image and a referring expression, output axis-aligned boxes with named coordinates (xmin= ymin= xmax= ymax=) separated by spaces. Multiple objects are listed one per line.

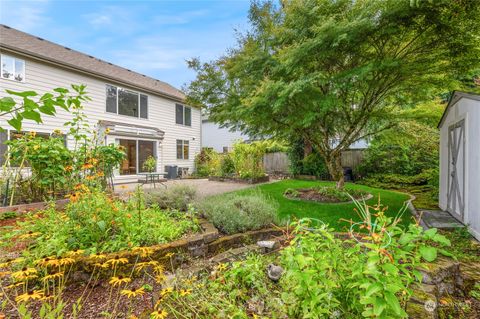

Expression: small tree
xmin=185 ymin=0 xmax=480 ymax=188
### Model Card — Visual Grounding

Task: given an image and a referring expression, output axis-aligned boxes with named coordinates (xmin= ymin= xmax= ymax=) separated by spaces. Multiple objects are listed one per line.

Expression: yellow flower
xmin=67 ymin=249 xmax=85 ymax=257
xmin=134 ymin=262 xmax=151 ymax=272
xmin=42 ymin=271 xmax=64 ymax=281
xmin=164 ymin=252 xmax=175 ymax=259
xmin=109 ymin=275 xmax=131 ymax=286
xmin=81 ymin=163 xmax=94 ymax=170
xmin=154 ymin=273 xmax=166 ymax=284
xmin=153 ymin=264 xmax=164 ymax=274
xmin=86 ymin=175 xmax=96 ymax=181
xmin=29 ymin=131 xmax=37 ymax=138
xmin=96 ymin=171 xmax=105 ymax=177
xmin=11 ymin=267 xmax=37 ymax=280
xmin=150 ymin=309 xmax=168 ymax=319
xmin=0 ymin=271 xmax=11 ymax=278
xmin=5 ymin=282 xmax=23 ymax=290
xmin=105 ymin=256 xmax=129 ymax=267
xmin=120 ymin=286 xmax=145 ymax=298
xmin=179 ymin=288 xmax=192 ymax=297
xmin=215 ymin=263 xmax=227 ymax=272
xmin=64 ymin=165 xmax=74 ymax=172
xmin=57 ymin=257 xmax=75 ymax=267
xmin=105 ymin=128 xmax=111 ymax=134
xmin=132 ymin=246 xmax=155 ymax=258
xmin=36 ymin=256 xmax=60 ymax=268
xmin=94 ymin=262 xmax=109 ymax=269
xmin=89 ymin=252 xmax=106 ymax=261
xmin=15 ymin=290 xmax=44 ymax=303
xmin=19 ymin=231 xmax=41 ymax=239
xmin=160 ymin=287 xmax=173 ymax=297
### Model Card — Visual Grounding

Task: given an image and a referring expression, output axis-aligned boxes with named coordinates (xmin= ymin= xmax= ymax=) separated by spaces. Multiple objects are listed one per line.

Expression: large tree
xmin=185 ymin=0 xmax=480 ymax=188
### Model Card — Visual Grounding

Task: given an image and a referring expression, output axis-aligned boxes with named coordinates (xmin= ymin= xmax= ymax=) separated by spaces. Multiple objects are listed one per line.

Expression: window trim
xmin=1 ymin=54 xmax=26 ymax=83
xmin=176 ymin=139 xmax=190 ymax=160
xmin=105 ymin=84 xmax=148 ymax=119
xmin=175 ymin=104 xmax=192 ymax=127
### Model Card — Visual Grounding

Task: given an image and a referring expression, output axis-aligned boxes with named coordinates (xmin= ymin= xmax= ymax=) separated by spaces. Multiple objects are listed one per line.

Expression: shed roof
xmin=0 ymin=24 xmax=185 ymax=102
xmin=438 ymin=91 xmax=480 ymax=128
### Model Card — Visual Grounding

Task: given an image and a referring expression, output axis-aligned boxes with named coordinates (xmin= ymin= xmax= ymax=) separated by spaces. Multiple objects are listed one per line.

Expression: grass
xmin=214 ymin=179 xmax=413 ymax=231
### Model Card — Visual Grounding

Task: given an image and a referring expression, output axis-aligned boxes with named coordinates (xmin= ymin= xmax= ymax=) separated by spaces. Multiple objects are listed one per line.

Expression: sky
xmin=0 ymin=0 xmax=251 ymax=89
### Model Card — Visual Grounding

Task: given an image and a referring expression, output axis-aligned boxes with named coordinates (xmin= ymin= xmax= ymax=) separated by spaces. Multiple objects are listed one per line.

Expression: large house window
xmin=118 ymin=139 xmax=156 ymax=175
xmin=175 ymin=104 xmax=191 ymax=126
xmin=1 ymin=54 xmax=25 ymax=82
xmin=176 ymin=139 xmax=189 ymax=160
xmin=106 ymin=84 xmax=148 ymax=119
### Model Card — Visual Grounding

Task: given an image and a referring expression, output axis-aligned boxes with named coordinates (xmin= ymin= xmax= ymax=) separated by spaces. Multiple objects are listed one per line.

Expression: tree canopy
xmin=186 ymin=0 xmax=480 ymax=188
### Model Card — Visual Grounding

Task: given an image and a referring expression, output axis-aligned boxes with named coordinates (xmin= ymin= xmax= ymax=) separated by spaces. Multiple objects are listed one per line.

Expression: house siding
xmin=0 ymin=52 xmax=201 ymax=182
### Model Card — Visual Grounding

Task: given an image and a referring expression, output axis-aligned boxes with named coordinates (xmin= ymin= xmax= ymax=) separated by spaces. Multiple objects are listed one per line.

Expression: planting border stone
xmin=0 ymin=198 xmax=69 ymax=214
xmin=72 ymin=220 xmax=284 ymax=279
xmin=208 ymin=175 xmax=270 ymax=184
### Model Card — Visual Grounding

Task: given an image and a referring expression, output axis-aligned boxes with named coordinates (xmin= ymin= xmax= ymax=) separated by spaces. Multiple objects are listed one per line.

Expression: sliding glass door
xmin=118 ymin=139 xmax=156 ymax=175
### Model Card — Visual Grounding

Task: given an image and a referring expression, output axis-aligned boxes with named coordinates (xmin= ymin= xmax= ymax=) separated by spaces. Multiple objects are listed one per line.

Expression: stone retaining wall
xmin=208 ymin=175 xmax=270 ymax=184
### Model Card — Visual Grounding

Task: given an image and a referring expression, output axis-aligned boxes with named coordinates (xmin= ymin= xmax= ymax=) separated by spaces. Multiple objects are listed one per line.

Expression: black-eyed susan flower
xmin=109 ymin=275 xmax=131 ymax=286
xmin=0 ymin=271 xmax=11 ymax=278
xmin=105 ymin=256 xmax=129 ymax=268
xmin=154 ymin=273 xmax=166 ymax=284
xmin=160 ymin=287 xmax=173 ymax=297
xmin=215 ymin=263 xmax=227 ymax=272
xmin=11 ymin=267 xmax=37 ymax=280
xmin=179 ymin=288 xmax=192 ymax=297
xmin=67 ymin=249 xmax=85 ymax=257
xmin=57 ymin=257 xmax=75 ymax=267
xmin=164 ymin=252 xmax=175 ymax=259
xmin=89 ymin=252 xmax=106 ymax=261
xmin=15 ymin=290 xmax=44 ymax=303
xmin=134 ymin=262 xmax=151 ymax=272
xmin=19 ymin=231 xmax=41 ymax=240
xmin=42 ymin=271 xmax=64 ymax=281
xmin=120 ymin=286 xmax=145 ymax=298
xmin=132 ymin=246 xmax=155 ymax=258
xmin=150 ymin=309 xmax=168 ymax=319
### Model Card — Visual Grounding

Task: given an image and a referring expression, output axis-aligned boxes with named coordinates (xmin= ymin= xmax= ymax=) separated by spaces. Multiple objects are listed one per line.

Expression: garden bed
xmin=0 ymin=198 xmax=70 ymax=214
xmin=208 ymin=175 xmax=269 ymax=184
xmin=284 ymin=185 xmax=371 ymax=203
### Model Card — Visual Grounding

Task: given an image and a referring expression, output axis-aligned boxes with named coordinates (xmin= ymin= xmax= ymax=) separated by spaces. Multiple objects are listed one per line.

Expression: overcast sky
xmin=0 ymin=0 xmax=251 ymax=89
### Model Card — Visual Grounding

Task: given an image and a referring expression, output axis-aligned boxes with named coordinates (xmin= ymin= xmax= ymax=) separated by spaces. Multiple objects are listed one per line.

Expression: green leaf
xmin=7 ymin=117 xmax=22 ymax=131
xmin=424 ymin=228 xmax=437 ymax=239
xmin=419 ymin=245 xmax=437 ymax=262
xmin=384 ymin=291 xmax=402 ymax=315
xmin=21 ymin=110 xmax=42 ymax=123
xmin=53 ymin=87 xmax=69 ymax=94
xmin=5 ymin=89 xmax=38 ymax=97
xmin=0 ymin=97 xmax=15 ymax=112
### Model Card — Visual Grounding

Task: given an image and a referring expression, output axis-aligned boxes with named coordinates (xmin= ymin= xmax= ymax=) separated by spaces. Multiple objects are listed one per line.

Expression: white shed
xmin=438 ymin=91 xmax=480 ymax=240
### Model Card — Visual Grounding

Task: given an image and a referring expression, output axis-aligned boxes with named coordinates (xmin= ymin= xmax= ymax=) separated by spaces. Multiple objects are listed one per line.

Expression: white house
xmin=438 ymin=91 xmax=480 ymax=240
xmin=201 ymin=119 xmax=251 ymax=152
xmin=0 ymin=25 xmax=201 ymax=183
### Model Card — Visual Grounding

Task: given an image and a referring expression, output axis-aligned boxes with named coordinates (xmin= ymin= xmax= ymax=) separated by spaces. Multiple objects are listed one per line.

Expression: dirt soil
xmin=287 ymin=188 xmax=369 ymax=203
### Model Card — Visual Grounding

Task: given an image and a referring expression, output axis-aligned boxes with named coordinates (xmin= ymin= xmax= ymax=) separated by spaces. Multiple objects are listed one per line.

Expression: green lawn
xmin=217 ymin=180 xmax=413 ymax=232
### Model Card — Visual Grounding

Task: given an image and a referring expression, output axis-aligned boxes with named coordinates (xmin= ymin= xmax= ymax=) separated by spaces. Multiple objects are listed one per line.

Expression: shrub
xmin=219 ymin=153 xmax=235 ymax=176
xmin=145 ymin=185 xmax=197 ymax=211
xmin=230 ymin=141 xmax=266 ymax=179
xmin=196 ymin=192 xmax=279 ymax=234
xmin=301 ymin=153 xmax=330 ymax=178
xmin=194 ymin=148 xmax=221 ymax=177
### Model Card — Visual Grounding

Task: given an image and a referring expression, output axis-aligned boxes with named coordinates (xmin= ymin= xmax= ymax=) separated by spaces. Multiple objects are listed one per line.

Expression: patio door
xmin=118 ymin=139 xmax=156 ymax=175
xmin=447 ymin=119 xmax=465 ymax=222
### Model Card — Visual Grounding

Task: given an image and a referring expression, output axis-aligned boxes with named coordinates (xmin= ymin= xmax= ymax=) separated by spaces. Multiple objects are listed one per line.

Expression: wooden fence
xmin=263 ymin=150 xmax=365 ymax=174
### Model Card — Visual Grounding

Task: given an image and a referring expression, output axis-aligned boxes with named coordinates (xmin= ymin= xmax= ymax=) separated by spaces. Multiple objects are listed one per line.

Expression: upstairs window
xmin=175 ymin=104 xmax=191 ymax=126
xmin=1 ymin=54 xmax=25 ymax=82
xmin=105 ymin=84 xmax=148 ymax=119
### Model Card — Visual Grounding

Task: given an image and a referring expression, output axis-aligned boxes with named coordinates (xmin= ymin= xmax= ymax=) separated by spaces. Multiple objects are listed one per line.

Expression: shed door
xmin=447 ymin=119 xmax=465 ymax=221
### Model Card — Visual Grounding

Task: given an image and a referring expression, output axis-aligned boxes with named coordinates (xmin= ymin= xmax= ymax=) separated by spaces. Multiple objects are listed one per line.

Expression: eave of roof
xmin=438 ymin=90 xmax=480 ymax=128
xmin=0 ymin=24 xmax=186 ymax=103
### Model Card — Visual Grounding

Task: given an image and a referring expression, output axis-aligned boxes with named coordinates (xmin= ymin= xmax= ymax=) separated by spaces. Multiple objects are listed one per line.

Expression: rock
xmin=421 ymin=258 xmax=460 ymax=285
xmin=406 ymin=301 xmax=437 ymax=319
xmin=410 ymin=283 xmax=437 ymax=305
xmin=257 ymin=240 xmax=279 ymax=252
xmin=267 ymin=264 xmax=283 ymax=282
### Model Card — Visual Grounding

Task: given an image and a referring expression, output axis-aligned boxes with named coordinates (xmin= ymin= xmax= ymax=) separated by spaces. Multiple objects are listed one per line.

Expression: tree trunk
xmin=325 ymin=152 xmax=344 ymax=189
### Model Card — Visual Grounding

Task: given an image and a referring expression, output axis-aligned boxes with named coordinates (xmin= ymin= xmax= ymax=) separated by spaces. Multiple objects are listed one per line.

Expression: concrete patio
xmin=114 ymin=178 xmax=270 ymax=198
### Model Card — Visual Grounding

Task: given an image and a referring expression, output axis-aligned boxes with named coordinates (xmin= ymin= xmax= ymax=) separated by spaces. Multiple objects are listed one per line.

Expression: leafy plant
xmin=145 ymin=185 xmax=197 ymax=211
xmin=196 ymin=191 xmax=279 ymax=234
xmin=230 ymin=141 xmax=266 ymax=179
xmin=142 ymin=155 xmax=157 ymax=173
xmin=2 ymin=188 xmax=200 ymax=257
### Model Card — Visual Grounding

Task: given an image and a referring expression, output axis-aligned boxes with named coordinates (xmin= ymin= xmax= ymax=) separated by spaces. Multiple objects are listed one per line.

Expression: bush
xmin=230 ymin=141 xmax=267 ymax=179
xmin=145 ymin=185 xmax=197 ymax=211
xmin=287 ymin=139 xmax=330 ymax=178
xmin=194 ymin=148 xmax=221 ymax=177
xmin=219 ymin=153 xmax=235 ymax=176
xmin=196 ymin=192 xmax=279 ymax=234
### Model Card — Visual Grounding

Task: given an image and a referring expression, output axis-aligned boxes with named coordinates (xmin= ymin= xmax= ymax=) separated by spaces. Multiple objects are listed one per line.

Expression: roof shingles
xmin=0 ymin=24 xmax=185 ymax=101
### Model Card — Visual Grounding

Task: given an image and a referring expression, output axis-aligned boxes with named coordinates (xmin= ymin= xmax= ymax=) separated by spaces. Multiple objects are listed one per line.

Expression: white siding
xmin=201 ymin=121 xmax=250 ymax=152
xmin=439 ymin=97 xmax=480 ymax=240
xmin=0 ymin=53 xmax=201 ymax=182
